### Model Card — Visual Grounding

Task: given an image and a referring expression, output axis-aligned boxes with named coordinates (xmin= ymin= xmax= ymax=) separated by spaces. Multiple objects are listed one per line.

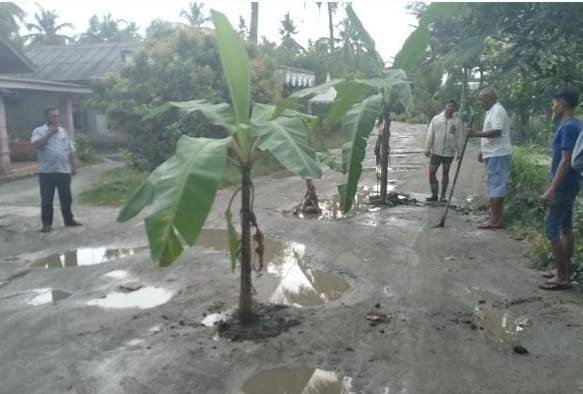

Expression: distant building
xmin=5 ymin=42 xmax=141 ymax=144
xmin=0 ymin=36 xmax=90 ymax=175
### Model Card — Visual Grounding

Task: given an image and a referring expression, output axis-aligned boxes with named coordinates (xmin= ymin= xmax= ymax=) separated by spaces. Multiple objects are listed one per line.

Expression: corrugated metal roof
xmin=8 ymin=42 xmax=142 ymax=83
xmin=0 ymin=35 xmax=35 ymax=74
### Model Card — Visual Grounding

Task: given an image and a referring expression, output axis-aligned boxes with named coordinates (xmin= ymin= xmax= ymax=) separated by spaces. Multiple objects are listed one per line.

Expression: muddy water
xmin=27 ymin=288 xmax=71 ymax=305
xmin=34 ymin=246 xmax=147 ymax=269
xmin=474 ymin=305 xmax=529 ymax=348
xmin=195 ymin=229 xmax=350 ymax=307
xmin=86 ymin=287 xmax=173 ymax=309
xmin=241 ymin=366 xmax=352 ymax=394
xmin=296 ymin=185 xmax=396 ymax=221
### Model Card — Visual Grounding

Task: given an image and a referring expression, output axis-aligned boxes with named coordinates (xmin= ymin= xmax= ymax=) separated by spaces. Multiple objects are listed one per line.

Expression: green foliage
xmin=74 ymin=133 xmax=99 ymax=163
xmin=90 ymin=24 xmax=282 ymax=170
xmin=339 ymin=94 xmax=382 ymax=212
xmin=78 ymin=14 xmax=140 ymax=43
xmin=79 ymin=167 xmax=147 ymax=206
xmin=118 ymin=10 xmax=321 ymax=272
xmin=119 ymin=136 xmax=231 ymax=265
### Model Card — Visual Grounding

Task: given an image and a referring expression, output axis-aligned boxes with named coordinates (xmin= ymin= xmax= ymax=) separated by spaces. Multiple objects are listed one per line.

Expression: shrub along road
xmin=1 ymin=122 xmax=582 ymax=393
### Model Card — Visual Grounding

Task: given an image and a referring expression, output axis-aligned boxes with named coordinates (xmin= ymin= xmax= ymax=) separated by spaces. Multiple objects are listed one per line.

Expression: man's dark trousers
xmin=39 ymin=173 xmax=73 ymax=226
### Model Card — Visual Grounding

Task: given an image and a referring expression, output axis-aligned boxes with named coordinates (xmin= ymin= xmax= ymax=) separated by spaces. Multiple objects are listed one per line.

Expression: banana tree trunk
xmin=380 ymin=104 xmax=391 ymax=202
xmin=239 ymin=167 xmax=254 ymax=322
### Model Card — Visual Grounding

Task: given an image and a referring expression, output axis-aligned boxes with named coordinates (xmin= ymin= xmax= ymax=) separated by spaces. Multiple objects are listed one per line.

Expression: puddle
xmin=27 ymin=288 xmax=71 ymax=305
xmin=34 ymin=246 xmax=147 ymax=269
xmin=295 ymin=185 xmax=396 ymax=220
xmin=195 ymin=230 xmax=350 ymax=307
xmin=241 ymin=366 xmax=353 ymax=394
xmin=202 ymin=311 xmax=231 ymax=327
xmin=473 ymin=305 xmax=529 ymax=348
xmin=86 ymin=287 xmax=173 ymax=309
xmin=105 ymin=270 xmax=129 ymax=279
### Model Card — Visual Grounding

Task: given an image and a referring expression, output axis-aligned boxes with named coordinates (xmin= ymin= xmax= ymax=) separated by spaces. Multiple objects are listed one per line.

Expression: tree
xmin=117 ymin=10 xmax=321 ymax=322
xmin=284 ymin=4 xmax=412 ymax=212
xmin=78 ymin=14 xmax=140 ymax=43
xmin=91 ymin=25 xmax=282 ymax=170
xmin=279 ymin=12 xmax=298 ymax=41
xmin=237 ymin=16 xmax=248 ymax=39
xmin=24 ymin=6 xmax=73 ymax=46
xmin=327 ymin=2 xmax=338 ymax=54
xmin=180 ymin=2 xmax=209 ymax=28
xmin=0 ymin=2 xmax=24 ymax=43
xmin=249 ymin=2 xmax=258 ymax=45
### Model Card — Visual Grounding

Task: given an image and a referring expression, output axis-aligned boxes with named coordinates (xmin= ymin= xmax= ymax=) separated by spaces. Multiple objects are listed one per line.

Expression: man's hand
xmin=456 ymin=155 xmax=462 ymax=161
xmin=478 ymin=152 xmax=483 ymax=163
xmin=49 ymin=126 xmax=59 ymax=136
xmin=541 ymin=187 xmax=555 ymax=208
xmin=71 ymin=167 xmax=77 ymax=176
xmin=424 ymin=151 xmax=430 ymax=158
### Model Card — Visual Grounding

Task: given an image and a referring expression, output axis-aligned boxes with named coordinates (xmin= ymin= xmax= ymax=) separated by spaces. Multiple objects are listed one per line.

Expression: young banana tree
xmin=288 ymin=5 xmax=413 ymax=213
xmin=117 ymin=10 xmax=322 ymax=322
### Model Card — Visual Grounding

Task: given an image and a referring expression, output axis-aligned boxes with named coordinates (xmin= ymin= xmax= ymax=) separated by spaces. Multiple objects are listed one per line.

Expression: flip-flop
xmin=541 ymin=270 xmax=556 ymax=279
xmin=539 ymin=282 xmax=572 ymax=291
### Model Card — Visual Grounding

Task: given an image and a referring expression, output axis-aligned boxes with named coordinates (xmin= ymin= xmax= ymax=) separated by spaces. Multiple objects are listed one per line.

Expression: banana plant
xmin=287 ymin=5 xmax=413 ymax=213
xmin=117 ymin=10 xmax=321 ymax=322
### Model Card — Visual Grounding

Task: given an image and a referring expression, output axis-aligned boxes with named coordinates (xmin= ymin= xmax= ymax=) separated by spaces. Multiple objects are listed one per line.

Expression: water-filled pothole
xmin=27 ymin=288 xmax=71 ymax=305
xmin=241 ymin=366 xmax=353 ymax=394
xmin=86 ymin=287 xmax=173 ymax=309
xmin=34 ymin=246 xmax=147 ymax=269
xmin=195 ymin=230 xmax=350 ymax=307
xmin=473 ymin=305 xmax=530 ymax=348
xmin=202 ymin=311 xmax=231 ymax=327
xmin=294 ymin=185 xmax=397 ymax=220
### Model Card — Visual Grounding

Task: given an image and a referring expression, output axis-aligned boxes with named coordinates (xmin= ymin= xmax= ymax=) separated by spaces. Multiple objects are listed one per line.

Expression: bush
xmin=75 ymin=133 xmax=99 ymax=163
xmin=79 ymin=167 xmax=147 ymax=206
xmin=506 ymin=145 xmax=583 ymax=273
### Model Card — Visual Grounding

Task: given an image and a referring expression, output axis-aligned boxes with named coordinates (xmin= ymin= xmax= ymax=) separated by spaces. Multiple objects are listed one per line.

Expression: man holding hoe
xmin=424 ymin=99 xmax=464 ymax=202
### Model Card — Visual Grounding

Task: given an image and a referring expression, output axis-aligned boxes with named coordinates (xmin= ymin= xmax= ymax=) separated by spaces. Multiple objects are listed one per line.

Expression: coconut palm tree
xmin=0 ymin=2 xmax=25 ymax=41
xmin=180 ymin=2 xmax=209 ymax=28
xmin=24 ymin=6 xmax=73 ymax=46
xmin=249 ymin=2 xmax=258 ymax=44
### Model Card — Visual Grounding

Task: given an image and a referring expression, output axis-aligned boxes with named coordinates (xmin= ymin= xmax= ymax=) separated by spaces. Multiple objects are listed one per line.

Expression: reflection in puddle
xmin=27 ymin=288 xmax=71 ymax=305
xmin=105 ymin=270 xmax=129 ymax=279
xmin=35 ymin=246 xmax=147 ymax=269
xmin=474 ymin=305 xmax=528 ymax=348
xmin=195 ymin=230 xmax=350 ymax=307
xmin=242 ymin=366 xmax=353 ymax=394
xmin=86 ymin=287 xmax=173 ymax=309
xmin=202 ymin=311 xmax=231 ymax=327
xmin=263 ymin=242 xmax=350 ymax=307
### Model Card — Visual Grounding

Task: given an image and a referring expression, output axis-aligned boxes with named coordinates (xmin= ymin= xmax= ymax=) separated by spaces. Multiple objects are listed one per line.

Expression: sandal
xmin=541 ymin=269 xmax=557 ymax=279
xmin=539 ymin=282 xmax=572 ymax=291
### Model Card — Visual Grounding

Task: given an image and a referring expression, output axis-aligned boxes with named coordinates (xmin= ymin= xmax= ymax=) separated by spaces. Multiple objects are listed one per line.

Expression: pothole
xmin=34 ymin=246 xmax=147 ymax=269
xmin=195 ymin=230 xmax=350 ymax=307
xmin=202 ymin=311 xmax=231 ymax=327
xmin=27 ymin=288 xmax=71 ymax=305
xmin=86 ymin=287 xmax=173 ymax=309
xmin=473 ymin=305 xmax=531 ymax=349
xmin=241 ymin=366 xmax=353 ymax=394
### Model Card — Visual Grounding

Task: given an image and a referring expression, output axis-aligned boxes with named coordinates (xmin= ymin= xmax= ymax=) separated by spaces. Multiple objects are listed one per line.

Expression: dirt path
xmin=1 ymin=122 xmax=583 ymax=394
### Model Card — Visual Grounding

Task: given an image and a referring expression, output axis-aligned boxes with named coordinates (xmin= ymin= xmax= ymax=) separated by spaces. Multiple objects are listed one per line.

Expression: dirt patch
xmin=218 ymin=304 xmax=301 ymax=342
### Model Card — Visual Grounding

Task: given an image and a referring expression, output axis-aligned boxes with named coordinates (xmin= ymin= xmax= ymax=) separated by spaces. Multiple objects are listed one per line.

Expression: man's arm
xmin=424 ymin=120 xmax=434 ymax=157
xmin=541 ymin=150 xmax=573 ymax=207
xmin=69 ymin=152 xmax=77 ymax=175
xmin=32 ymin=126 xmax=58 ymax=149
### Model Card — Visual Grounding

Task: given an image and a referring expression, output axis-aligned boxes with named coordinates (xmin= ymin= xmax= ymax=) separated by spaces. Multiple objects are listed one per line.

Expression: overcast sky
xmin=17 ymin=1 xmax=418 ymax=62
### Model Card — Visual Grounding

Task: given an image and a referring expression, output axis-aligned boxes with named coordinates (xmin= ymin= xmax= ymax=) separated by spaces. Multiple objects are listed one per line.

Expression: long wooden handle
xmin=441 ymin=116 xmax=475 ymax=222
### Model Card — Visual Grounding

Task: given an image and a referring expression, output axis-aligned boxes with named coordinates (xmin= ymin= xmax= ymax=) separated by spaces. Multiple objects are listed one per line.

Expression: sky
xmin=17 ymin=0 xmax=418 ymax=62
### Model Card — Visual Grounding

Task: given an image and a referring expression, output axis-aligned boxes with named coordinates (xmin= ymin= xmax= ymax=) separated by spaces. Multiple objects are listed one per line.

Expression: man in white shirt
xmin=424 ymin=99 xmax=464 ymax=202
xmin=469 ymin=87 xmax=512 ymax=229
xmin=31 ymin=108 xmax=81 ymax=233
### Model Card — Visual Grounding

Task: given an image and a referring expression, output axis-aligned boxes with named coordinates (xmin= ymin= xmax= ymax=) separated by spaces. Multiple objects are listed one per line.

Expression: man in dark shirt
xmin=540 ymin=87 xmax=581 ymax=290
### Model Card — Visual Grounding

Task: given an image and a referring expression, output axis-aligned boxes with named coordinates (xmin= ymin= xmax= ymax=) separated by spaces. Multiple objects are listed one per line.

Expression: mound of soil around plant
xmin=218 ymin=304 xmax=302 ymax=342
